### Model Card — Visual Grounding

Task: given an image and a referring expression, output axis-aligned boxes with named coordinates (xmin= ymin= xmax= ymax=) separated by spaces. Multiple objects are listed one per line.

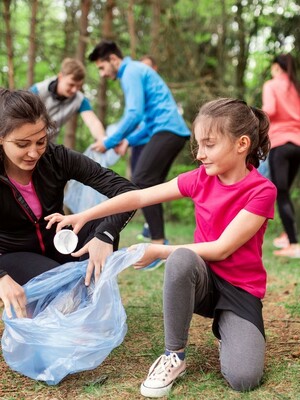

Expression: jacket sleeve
xmin=0 ymin=269 xmax=8 ymax=278
xmin=127 ymin=121 xmax=150 ymax=147
xmin=56 ymin=145 xmax=138 ymax=244
xmin=103 ymin=67 xmax=145 ymax=149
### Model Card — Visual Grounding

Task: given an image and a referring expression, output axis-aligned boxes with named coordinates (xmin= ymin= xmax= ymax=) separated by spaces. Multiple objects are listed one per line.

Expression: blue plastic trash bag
xmin=64 ymin=123 xmax=121 ymax=213
xmin=257 ymin=156 xmax=270 ymax=180
xmin=1 ymin=244 xmax=146 ymax=385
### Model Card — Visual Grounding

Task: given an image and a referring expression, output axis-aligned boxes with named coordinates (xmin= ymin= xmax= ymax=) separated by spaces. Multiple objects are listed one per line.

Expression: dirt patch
xmin=0 ymin=275 xmax=298 ymax=399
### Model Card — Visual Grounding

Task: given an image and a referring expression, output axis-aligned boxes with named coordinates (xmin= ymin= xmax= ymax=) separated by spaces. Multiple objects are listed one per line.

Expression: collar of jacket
xmin=117 ymin=56 xmax=131 ymax=79
xmin=0 ymin=173 xmax=39 ymax=223
xmin=48 ymin=78 xmax=68 ymax=101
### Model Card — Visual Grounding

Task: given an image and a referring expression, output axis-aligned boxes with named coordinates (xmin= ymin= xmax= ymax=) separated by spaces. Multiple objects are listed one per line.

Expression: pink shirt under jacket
xmin=178 ymin=165 xmax=277 ymax=299
xmin=262 ymin=72 xmax=300 ymax=149
xmin=9 ymin=178 xmax=42 ymax=220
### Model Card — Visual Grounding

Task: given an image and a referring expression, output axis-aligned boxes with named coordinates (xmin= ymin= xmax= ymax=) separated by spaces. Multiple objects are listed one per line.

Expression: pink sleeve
xmin=177 ymin=172 xmax=190 ymax=197
xmin=245 ymin=184 xmax=277 ymax=220
xmin=177 ymin=169 xmax=199 ymax=197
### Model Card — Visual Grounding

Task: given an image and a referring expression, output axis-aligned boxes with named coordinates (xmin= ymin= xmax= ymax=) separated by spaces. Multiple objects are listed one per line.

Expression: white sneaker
xmin=140 ymin=353 xmax=186 ymax=398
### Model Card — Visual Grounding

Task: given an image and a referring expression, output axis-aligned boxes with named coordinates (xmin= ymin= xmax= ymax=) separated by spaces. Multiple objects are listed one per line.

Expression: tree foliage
xmin=0 ymin=0 xmax=299 ymax=151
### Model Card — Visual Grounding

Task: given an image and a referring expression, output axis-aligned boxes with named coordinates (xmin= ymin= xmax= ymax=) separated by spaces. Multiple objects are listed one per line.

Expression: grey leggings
xmin=163 ymin=248 xmax=265 ymax=391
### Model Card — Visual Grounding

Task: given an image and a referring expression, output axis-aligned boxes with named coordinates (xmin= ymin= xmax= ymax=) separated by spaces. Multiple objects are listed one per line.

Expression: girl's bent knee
xmin=166 ymin=248 xmax=200 ymax=266
xmin=165 ymin=248 xmax=201 ymax=275
xmin=165 ymin=248 xmax=208 ymax=290
xmin=168 ymin=247 xmax=195 ymax=259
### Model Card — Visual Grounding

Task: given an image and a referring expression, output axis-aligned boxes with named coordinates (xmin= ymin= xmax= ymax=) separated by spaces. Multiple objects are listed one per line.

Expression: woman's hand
xmin=0 ymin=275 xmax=27 ymax=318
xmin=71 ymin=238 xmax=113 ymax=286
xmin=128 ymin=243 xmax=165 ymax=269
xmin=45 ymin=213 xmax=86 ymax=234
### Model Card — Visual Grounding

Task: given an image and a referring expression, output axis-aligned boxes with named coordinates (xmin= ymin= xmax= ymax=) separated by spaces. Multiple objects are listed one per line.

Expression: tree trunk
xmin=235 ymin=0 xmax=247 ymax=99
xmin=64 ymin=0 xmax=91 ymax=150
xmin=63 ymin=0 xmax=77 ymax=56
xmin=217 ymin=0 xmax=227 ymax=87
xmin=3 ymin=0 xmax=14 ymax=89
xmin=97 ymin=0 xmax=116 ymax=124
xmin=76 ymin=0 xmax=91 ymax=62
xmin=127 ymin=0 xmax=136 ymax=59
xmin=150 ymin=0 xmax=161 ymax=60
xmin=27 ymin=0 xmax=38 ymax=88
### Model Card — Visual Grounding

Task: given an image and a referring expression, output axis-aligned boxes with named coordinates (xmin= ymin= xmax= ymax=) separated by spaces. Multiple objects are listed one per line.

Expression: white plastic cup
xmin=53 ymin=229 xmax=78 ymax=254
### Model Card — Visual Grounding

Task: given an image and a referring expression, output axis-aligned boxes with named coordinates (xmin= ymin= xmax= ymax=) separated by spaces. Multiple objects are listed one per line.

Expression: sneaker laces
xmin=147 ymin=353 xmax=181 ymax=381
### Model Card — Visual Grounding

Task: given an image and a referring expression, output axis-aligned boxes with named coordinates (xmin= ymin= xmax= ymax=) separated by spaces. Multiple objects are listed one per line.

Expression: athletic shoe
xmin=273 ymin=232 xmax=289 ymax=249
xmin=142 ymin=239 xmax=169 ymax=271
xmin=142 ymin=258 xmax=165 ymax=271
xmin=140 ymin=353 xmax=186 ymax=398
xmin=136 ymin=223 xmax=151 ymax=242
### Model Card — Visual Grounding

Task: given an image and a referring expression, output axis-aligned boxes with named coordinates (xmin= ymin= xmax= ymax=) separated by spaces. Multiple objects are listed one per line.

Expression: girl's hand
xmin=71 ymin=238 xmax=113 ymax=286
xmin=128 ymin=243 xmax=164 ymax=269
xmin=45 ymin=213 xmax=85 ymax=234
xmin=0 ymin=275 xmax=27 ymax=319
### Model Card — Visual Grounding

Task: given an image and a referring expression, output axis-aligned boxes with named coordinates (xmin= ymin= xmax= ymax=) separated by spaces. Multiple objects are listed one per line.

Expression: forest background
xmin=0 ymin=2 xmax=299 ymax=399
xmin=1 ymin=0 xmax=300 ymax=224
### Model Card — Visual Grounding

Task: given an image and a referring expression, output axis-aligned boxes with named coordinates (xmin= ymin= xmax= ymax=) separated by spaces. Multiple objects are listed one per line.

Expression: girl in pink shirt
xmin=262 ymin=53 xmax=300 ymax=257
xmin=46 ymin=98 xmax=277 ymax=398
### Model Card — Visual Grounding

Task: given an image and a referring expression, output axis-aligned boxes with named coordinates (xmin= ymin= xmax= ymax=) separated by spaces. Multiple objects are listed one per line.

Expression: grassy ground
xmin=0 ymin=215 xmax=299 ymax=400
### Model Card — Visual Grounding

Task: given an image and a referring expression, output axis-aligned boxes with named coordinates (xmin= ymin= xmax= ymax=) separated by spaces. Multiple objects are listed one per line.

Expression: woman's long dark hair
xmin=0 ymin=88 xmax=56 ymax=162
xmin=274 ymin=54 xmax=300 ymax=95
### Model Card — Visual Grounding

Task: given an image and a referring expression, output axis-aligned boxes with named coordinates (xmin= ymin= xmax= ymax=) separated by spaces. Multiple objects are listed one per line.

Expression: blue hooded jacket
xmin=104 ymin=57 xmax=190 ymax=149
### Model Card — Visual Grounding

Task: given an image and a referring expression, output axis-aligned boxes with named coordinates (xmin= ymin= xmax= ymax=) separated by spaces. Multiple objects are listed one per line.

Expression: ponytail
xmin=247 ymin=107 xmax=270 ymax=168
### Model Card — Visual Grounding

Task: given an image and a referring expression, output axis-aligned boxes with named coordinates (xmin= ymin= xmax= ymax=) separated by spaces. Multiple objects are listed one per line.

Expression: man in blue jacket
xmin=88 ymin=41 xmax=191 ymax=269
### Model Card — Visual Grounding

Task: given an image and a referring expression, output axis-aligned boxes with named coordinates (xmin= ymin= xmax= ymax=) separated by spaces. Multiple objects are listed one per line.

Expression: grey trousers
xmin=163 ymin=248 xmax=265 ymax=391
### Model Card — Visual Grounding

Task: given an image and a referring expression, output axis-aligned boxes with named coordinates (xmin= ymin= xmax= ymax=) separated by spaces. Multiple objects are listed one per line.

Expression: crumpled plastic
xmin=64 ymin=123 xmax=121 ymax=213
xmin=1 ymin=244 xmax=146 ymax=385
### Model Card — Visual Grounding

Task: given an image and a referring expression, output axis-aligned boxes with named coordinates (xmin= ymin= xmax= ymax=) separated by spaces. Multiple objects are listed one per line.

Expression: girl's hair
xmin=273 ymin=53 xmax=300 ymax=95
xmin=192 ymin=98 xmax=270 ymax=168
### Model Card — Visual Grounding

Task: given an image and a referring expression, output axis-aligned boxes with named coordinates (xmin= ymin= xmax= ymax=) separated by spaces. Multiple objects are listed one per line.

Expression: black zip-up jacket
xmin=0 ymin=143 xmax=137 ymax=275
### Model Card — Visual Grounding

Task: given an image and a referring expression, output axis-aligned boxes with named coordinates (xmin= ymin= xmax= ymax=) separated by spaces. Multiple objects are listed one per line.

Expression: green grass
xmin=0 ymin=215 xmax=299 ymax=399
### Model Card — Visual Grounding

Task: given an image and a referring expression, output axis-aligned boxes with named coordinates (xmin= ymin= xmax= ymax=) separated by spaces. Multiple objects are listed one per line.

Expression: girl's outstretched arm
xmin=130 ymin=209 xmax=267 ymax=268
xmin=45 ymin=178 xmax=182 ymax=233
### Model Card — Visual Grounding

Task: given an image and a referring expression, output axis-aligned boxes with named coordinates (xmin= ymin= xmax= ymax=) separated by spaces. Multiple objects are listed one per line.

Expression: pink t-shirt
xmin=9 ymin=178 xmax=42 ymax=220
xmin=177 ymin=165 xmax=277 ymax=299
xmin=262 ymin=73 xmax=300 ymax=149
